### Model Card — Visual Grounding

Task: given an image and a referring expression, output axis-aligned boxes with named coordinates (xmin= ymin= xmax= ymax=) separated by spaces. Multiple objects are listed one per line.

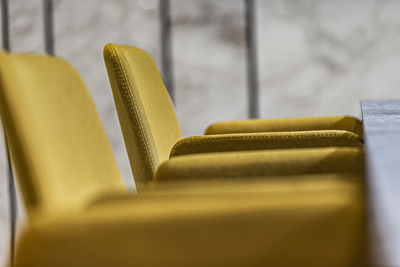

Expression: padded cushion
xmin=170 ymin=130 xmax=363 ymax=157
xmin=143 ymin=173 xmax=363 ymax=195
xmin=157 ymin=147 xmax=364 ymax=181
xmin=205 ymin=116 xmax=363 ymax=137
xmin=104 ymin=43 xmax=183 ymax=188
xmin=0 ymin=53 xmax=125 ymax=216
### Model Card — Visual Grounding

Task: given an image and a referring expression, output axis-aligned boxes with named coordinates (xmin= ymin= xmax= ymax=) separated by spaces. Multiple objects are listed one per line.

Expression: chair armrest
xmin=205 ymin=115 xmax=363 ymax=137
xmin=170 ymin=130 xmax=363 ymax=157
xmin=159 ymin=147 xmax=364 ymax=181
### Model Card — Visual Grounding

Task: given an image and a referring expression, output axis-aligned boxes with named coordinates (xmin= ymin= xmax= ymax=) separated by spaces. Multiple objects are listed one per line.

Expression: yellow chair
xmin=103 ymin=43 xmax=364 ymax=189
xmin=0 ymin=52 xmax=365 ymax=266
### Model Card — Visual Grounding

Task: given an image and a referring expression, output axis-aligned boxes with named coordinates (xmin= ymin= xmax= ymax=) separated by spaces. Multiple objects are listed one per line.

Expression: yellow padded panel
xmin=157 ymin=147 xmax=364 ymax=181
xmin=143 ymin=173 xmax=363 ymax=195
xmin=0 ymin=53 xmax=125 ymax=216
xmin=205 ymin=115 xmax=363 ymax=137
xmin=170 ymin=130 xmax=363 ymax=157
xmin=104 ymin=43 xmax=183 ymax=188
xmin=16 ymin=175 xmax=365 ymax=266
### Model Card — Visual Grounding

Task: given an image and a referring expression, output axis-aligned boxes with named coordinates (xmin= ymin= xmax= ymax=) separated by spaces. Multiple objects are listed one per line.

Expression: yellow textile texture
xmin=0 ymin=53 xmax=126 ymax=217
xmin=0 ymin=51 xmax=365 ymax=266
xmin=170 ymin=130 xmax=363 ymax=157
xmin=157 ymin=147 xmax=364 ymax=181
xmin=103 ymin=44 xmax=364 ymax=188
xmin=205 ymin=115 xmax=363 ymax=137
xmin=16 ymin=175 xmax=365 ymax=267
xmin=142 ymin=173 xmax=362 ymax=195
xmin=104 ymin=43 xmax=183 ymax=188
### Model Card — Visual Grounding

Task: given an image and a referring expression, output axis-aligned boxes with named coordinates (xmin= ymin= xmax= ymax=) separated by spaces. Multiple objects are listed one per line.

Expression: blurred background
xmin=1 ymin=0 xmax=400 ymax=264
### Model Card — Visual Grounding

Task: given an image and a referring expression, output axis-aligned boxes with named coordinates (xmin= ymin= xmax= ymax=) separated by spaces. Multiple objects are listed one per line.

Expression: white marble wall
xmin=1 ymin=0 xmax=400 ymax=265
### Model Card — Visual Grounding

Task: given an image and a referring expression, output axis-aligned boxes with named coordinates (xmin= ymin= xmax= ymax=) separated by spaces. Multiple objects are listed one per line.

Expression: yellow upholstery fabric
xmin=143 ymin=173 xmax=362 ymax=195
xmin=157 ymin=147 xmax=364 ymax=181
xmin=16 ymin=175 xmax=365 ymax=267
xmin=103 ymin=43 xmax=364 ymax=188
xmin=0 ymin=52 xmax=366 ymax=266
xmin=170 ymin=130 xmax=363 ymax=157
xmin=104 ymin=43 xmax=183 ymax=189
xmin=205 ymin=115 xmax=363 ymax=137
xmin=0 ymin=53 xmax=126 ymax=217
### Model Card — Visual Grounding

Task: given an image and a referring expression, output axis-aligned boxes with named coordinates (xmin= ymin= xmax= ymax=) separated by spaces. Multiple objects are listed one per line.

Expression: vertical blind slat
xmin=1 ymin=0 xmax=9 ymax=50
xmin=43 ymin=0 xmax=54 ymax=55
xmin=159 ymin=0 xmax=174 ymax=101
xmin=245 ymin=0 xmax=259 ymax=118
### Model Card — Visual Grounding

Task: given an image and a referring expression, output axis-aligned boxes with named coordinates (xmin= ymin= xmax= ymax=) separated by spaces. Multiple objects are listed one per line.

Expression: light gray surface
xmin=1 ymin=1 xmax=400 ymax=265
xmin=362 ymin=100 xmax=400 ymax=267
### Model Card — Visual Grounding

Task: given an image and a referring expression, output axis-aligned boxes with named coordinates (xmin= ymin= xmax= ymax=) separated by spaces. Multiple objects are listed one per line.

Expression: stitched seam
xmin=109 ymin=46 xmax=157 ymax=174
xmin=107 ymin=45 xmax=157 ymax=178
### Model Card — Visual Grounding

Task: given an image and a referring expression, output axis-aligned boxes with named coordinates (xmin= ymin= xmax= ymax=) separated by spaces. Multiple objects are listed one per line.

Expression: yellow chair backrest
xmin=0 ymin=53 xmax=126 ymax=217
xmin=104 ymin=43 xmax=183 ymax=188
